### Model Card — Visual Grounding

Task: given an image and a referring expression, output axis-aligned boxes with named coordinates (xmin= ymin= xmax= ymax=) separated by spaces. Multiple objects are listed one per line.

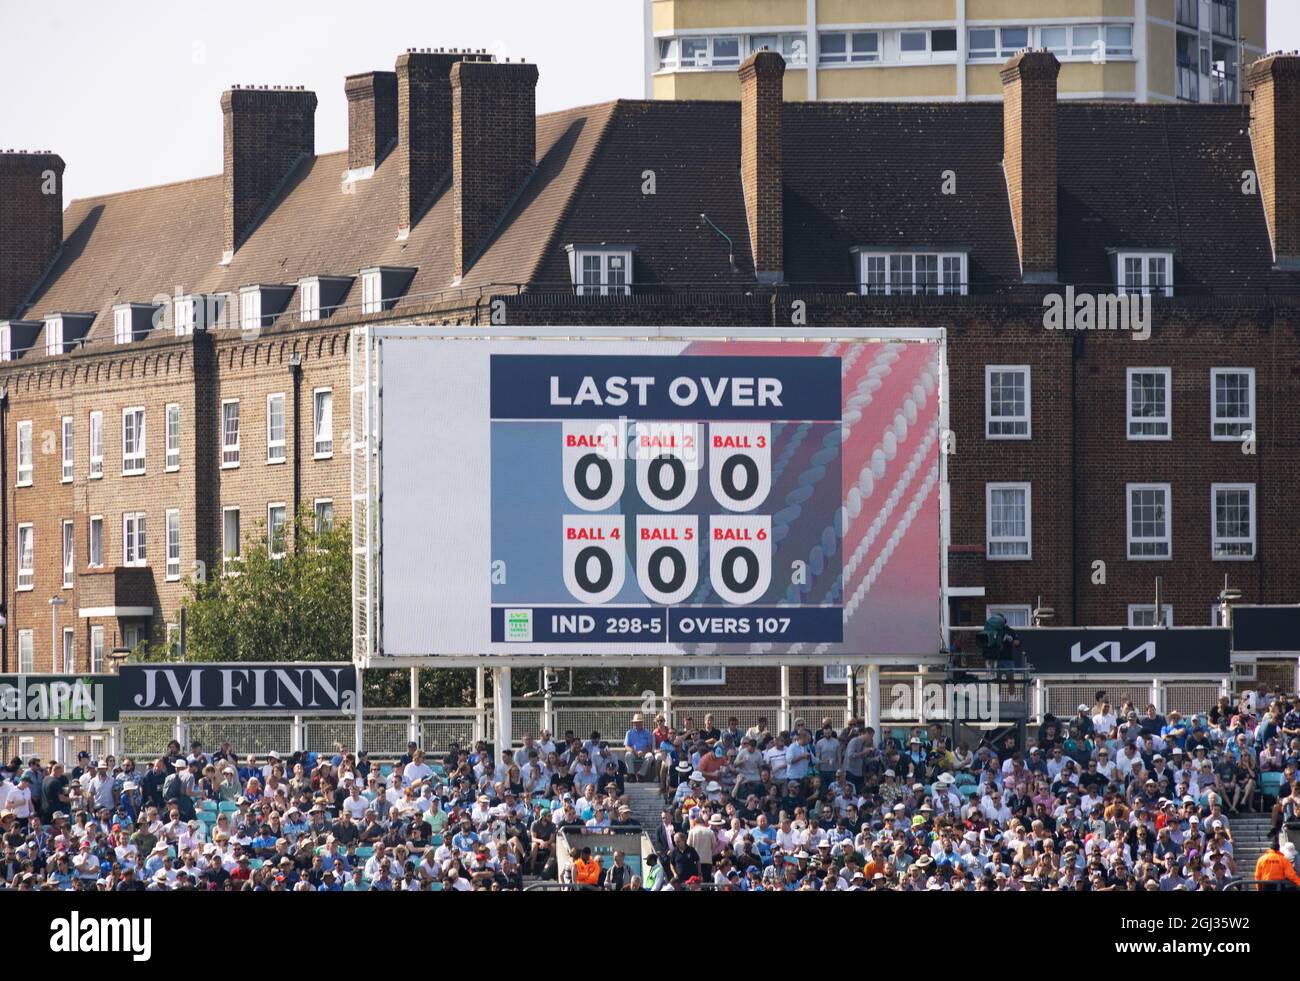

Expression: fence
xmin=1041 ymin=682 xmax=1225 ymax=721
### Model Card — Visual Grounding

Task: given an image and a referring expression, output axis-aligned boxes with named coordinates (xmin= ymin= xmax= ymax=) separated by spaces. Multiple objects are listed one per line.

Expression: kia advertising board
xmin=1014 ymin=628 xmax=1231 ymax=676
xmin=360 ymin=327 xmax=947 ymax=661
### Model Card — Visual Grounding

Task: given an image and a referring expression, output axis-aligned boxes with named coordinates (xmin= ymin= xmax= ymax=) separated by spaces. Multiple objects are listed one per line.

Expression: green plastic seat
xmin=356 ymin=845 xmax=375 ymax=859
xmin=219 ymin=801 xmax=239 ymax=814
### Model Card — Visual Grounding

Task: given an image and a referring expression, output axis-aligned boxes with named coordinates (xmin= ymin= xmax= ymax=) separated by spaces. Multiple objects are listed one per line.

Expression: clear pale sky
xmin=2 ymin=0 xmax=1297 ymax=203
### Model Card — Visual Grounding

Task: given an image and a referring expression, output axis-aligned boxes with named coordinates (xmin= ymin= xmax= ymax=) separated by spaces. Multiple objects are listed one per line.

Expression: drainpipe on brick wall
xmin=289 ymin=353 xmax=302 ymax=527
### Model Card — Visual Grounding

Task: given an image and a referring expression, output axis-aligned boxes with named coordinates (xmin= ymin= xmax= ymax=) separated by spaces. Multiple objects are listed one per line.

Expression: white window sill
xmin=16 ymin=585 xmax=33 ymax=592
xmin=1210 ymin=434 xmax=1251 ymax=443
xmin=165 ymin=465 xmax=180 ymax=473
xmin=166 ymin=574 xmax=181 ymax=582
xmin=61 ymin=478 xmax=73 ymax=485
xmin=16 ymin=480 xmax=31 ymax=489
xmin=1211 ymin=553 xmax=1255 ymax=562
xmin=1127 ymin=434 xmax=1172 ymax=442
xmin=266 ymin=457 xmax=287 ymax=466
xmin=985 ymin=433 xmax=1031 ymax=441
xmin=314 ymin=451 xmax=334 ymax=461
xmin=1127 ymin=553 xmax=1172 ymax=562
xmin=122 ymin=468 xmax=146 ymax=477
xmin=986 ymin=553 xmax=1032 ymax=562
xmin=221 ymin=461 xmax=240 ymax=470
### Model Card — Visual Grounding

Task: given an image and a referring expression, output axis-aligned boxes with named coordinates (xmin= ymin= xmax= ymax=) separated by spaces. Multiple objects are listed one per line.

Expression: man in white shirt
xmin=342 ymin=784 xmax=369 ymax=821
xmin=404 ymin=751 xmax=434 ymax=787
xmin=785 ymin=731 xmax=812 ymax=782
xmin=5 ymin=774 xmax=33 ymax=820
xmin=1092 ymin=703 xmax=1117 ymax=738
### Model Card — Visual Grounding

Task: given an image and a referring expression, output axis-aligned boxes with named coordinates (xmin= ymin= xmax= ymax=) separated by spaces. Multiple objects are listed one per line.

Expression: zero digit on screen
xmin=708 ymin=514 xmax=772 ymax=605
xmin=708 ymin=422 xmax=772 ymax=512
xmin=562 ymin=515 xmax=626 ymax=604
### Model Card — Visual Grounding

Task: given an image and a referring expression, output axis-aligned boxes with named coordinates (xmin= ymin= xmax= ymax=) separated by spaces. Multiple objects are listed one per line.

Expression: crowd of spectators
xmin=0 ymin=689 xmax=1295 ymax=891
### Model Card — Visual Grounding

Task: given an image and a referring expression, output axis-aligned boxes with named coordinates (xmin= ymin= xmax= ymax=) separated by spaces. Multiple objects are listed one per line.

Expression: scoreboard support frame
xmin=351 ymin=326 xmax=952 ymax=742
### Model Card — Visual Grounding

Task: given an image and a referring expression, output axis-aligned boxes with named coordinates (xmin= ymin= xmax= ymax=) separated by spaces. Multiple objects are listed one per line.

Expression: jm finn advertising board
xmin=371 ymin=329 xmax=945 ymax=659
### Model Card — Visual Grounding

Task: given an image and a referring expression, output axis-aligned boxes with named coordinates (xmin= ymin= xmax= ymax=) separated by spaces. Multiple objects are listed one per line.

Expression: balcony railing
xmin=1211 ymin=72 xmax=1238 ymax=104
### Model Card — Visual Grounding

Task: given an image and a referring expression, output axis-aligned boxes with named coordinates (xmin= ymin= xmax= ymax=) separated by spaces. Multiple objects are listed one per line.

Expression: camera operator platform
xmin=944 ymin=612 xmax=1035 ymax=754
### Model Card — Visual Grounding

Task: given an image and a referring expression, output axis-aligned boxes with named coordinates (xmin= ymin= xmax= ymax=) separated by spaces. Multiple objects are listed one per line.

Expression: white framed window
xmin=986 ymin=604 xmax=1032 ymax=628
xmin=89 ymin=410 xmax=103 ymax=478
xmin=62 ymin=519 xmax=74 ymax=588
xmin=1211 ymin=483 xmax=1255 ymax=560
xmin=221 ymin=399 xmax=241 ymax=467
xmin=266 ymin=393 xmax=286 ymax=464
xmin=300 ymin=279 xmax=321 ymax=322
xmin=676 ymin=35 xmax=742 ymax=69
xmin=166 ymin=508 xmax=182 ymax=580
xmin=16 ymin=523 xmax=33 ymax=590
xmin=60 ymin=416 xmax=73 ymax=482
xmin=16 ymin=420 xmax=32 ymax=486
xmin=268 ymin=503 xmax=288 ymax=559
xmin=986 ymin=483 xmax=1031 ymax=560
xmin=1127 ymin=483 xmax=1172 ymax=560
xmin=985 ymin=366 xmax=1031 ymax=439
xmin=1210 ymin=368 xmax=1254 ymax=440
xmin=968 ymin=26 xmax=1029 ymax=59
xmin=1127 ymin=368 xmax=1171 ymax=439
xmin=62 ymin=628 xmax=74 ymax=673
xmin=1128 ymin=604 xmax=1175 ymax=627
xmin=361 ymin=270 xmax=383 ymax=315
xmin=45 ymin=317 xmax=64 ymax=356
xmin=124 ymin=625 xmax=142 ymax=652
xmin=823 ymin=664 xmax=852 ymax=685
xmin=174 ymin=296 xmax=197 ymax=336
xmin=223 ymin=507 xmax=241 ymax=572
xmin=573 ymin=249 xmax=632 ymax=296
xmin=122 ymin=406 xmax=146 ymax=475
xmin=670 ymin=665 xmax=725 ymax=685
xmin=314 ymin=498 xmax=334 ymax=534
xmin=122 ymin=511 xmax=147 ymax=567
xmin=818 ymin=31 xmax=880 ymax=64
xmin=88 ymin=515 xmax=103 ymax=569
xmin=1118 ymin=252 xmax=1173 ymax=297
xmin=857 ymin=251 xmax=966 ymax=296
xmin=114 ymin=306 xmax=132 ymax=344
xmin=239 ymin=290 xmax=262 ymax=332
xmin=747 ymin=34 xmax=808 ymax=66
xmin=898 ymin=28 xmax=957 ymax=62
xmin=91 ymin=626 xmax=104 ymax=672
xmin=313 ymin=388 xmax=333 ymax=458
xmin=165 ymin=403 xmax=181 ymax=471
xmin=17 ymin=631 xmax=33 ymax=674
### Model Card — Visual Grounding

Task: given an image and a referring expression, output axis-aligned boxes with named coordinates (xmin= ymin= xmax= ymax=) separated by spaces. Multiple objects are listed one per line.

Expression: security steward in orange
xmin=1254 ymin=841 xmax=1300 ymax=890
xmin=572 ymin=847 xmax=603 ymax=889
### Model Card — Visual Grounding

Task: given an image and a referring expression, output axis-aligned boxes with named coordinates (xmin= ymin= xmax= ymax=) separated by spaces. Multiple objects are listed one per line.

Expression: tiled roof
xmin=15 ymin=96 xmax=1296 ymax=353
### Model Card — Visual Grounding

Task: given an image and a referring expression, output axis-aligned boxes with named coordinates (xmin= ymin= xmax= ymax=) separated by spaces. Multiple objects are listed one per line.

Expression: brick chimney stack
xmin=739 ymin=49 xmax=785 ymax=284
xmin=345 ymin=71 xmax=398 ymax=174
xmin=0 ymin=150 xmax=64 ymax=319
xmin=451 ymin=58 xmax=539 ymax=280
xmin=1246 ymin=52 xmax=1300 ymax=270
xmin=221 ymin=86 xmax=317 ymax=262
xmin=395 ymin=49 xmax=466 ymax=238
xmin=1000 ymin=51 xmax=1060 ymax=282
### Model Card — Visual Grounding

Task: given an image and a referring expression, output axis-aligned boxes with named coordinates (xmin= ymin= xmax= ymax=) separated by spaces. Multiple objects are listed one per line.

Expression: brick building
xmin=0 ymin=45 xmax=1298 ymax=704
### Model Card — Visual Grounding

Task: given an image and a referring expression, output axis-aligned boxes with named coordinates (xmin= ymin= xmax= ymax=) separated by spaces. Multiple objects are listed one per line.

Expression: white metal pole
xmin=292 ymin=716 xmax=303 ymax=754
xmin=353 ymin=667 xmax=365 ymax=753
xmin=474 ymin=667 xmax=486 ymax=743
xmin=661 ymin=665 xmax=673 ymax=727
xmin=493 ymin=667 xmax=513 ymax=760
xmin=1151 ymin=678 xmax=1161 ymax=715
xmin=52 ymin=727 xmax=62 ymax=765
xmin=779 ymin=665 xmax=791 ymax=733
xmin=865 ymin=665 xmax=880 ymax=735
xmin=409 ymin=667 xmax=420 ymax=746
xmin=845 ymin=667 xmax=855 ymax=724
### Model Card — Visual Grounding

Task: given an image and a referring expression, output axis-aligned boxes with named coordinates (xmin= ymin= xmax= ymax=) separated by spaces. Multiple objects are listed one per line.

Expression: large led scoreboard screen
xmin=377 ymin=332 xmax=943 ymax=658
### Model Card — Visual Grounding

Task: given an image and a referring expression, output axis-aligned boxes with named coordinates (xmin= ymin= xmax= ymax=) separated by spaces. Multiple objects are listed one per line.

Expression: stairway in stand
xmin=1229 ymin=812 xmax=1275 ymax=878
xmin=625 ymin=780 xmax=668 ymax=839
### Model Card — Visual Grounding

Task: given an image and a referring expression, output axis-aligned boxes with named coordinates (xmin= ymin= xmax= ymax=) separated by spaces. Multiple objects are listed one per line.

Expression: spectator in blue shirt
xmin=624 ymin=714 xmax=654 ymax=782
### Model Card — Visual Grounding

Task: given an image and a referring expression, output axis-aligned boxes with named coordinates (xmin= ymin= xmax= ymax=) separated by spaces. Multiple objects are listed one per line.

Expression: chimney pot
xmin=1000 ymin=50 xmax=1060 ymax=282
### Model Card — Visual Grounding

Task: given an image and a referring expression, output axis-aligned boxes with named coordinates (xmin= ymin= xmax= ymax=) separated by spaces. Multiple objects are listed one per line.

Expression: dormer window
xmin=42 ymin=313 xmax=93 ymax=355
xmin=174 ymin=293 xmax=227 ymax=335
xmin=853 ymin=249 xmax=967 ymax=296
xmin=567 ymin=246 xmax=634 ymax=296
xmin=298 ymin=276 xmax=354 ymax=322
xmin=0 ymin=321 xmax=42 ymax=362
xmin=114 ymin=307 xmax=131 ymax=344
xmin=238 ymin=285 xmax=294 ymax=332
xmin=46 ymin=318 xmax=63 ymax=356
xmin=359 ymin=267 xmax=416 ymax=315
xmin=1115 ymin=251 xmax=1174 ymax=297
xmin=112 ymin=303 xmax=162 ymax=344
